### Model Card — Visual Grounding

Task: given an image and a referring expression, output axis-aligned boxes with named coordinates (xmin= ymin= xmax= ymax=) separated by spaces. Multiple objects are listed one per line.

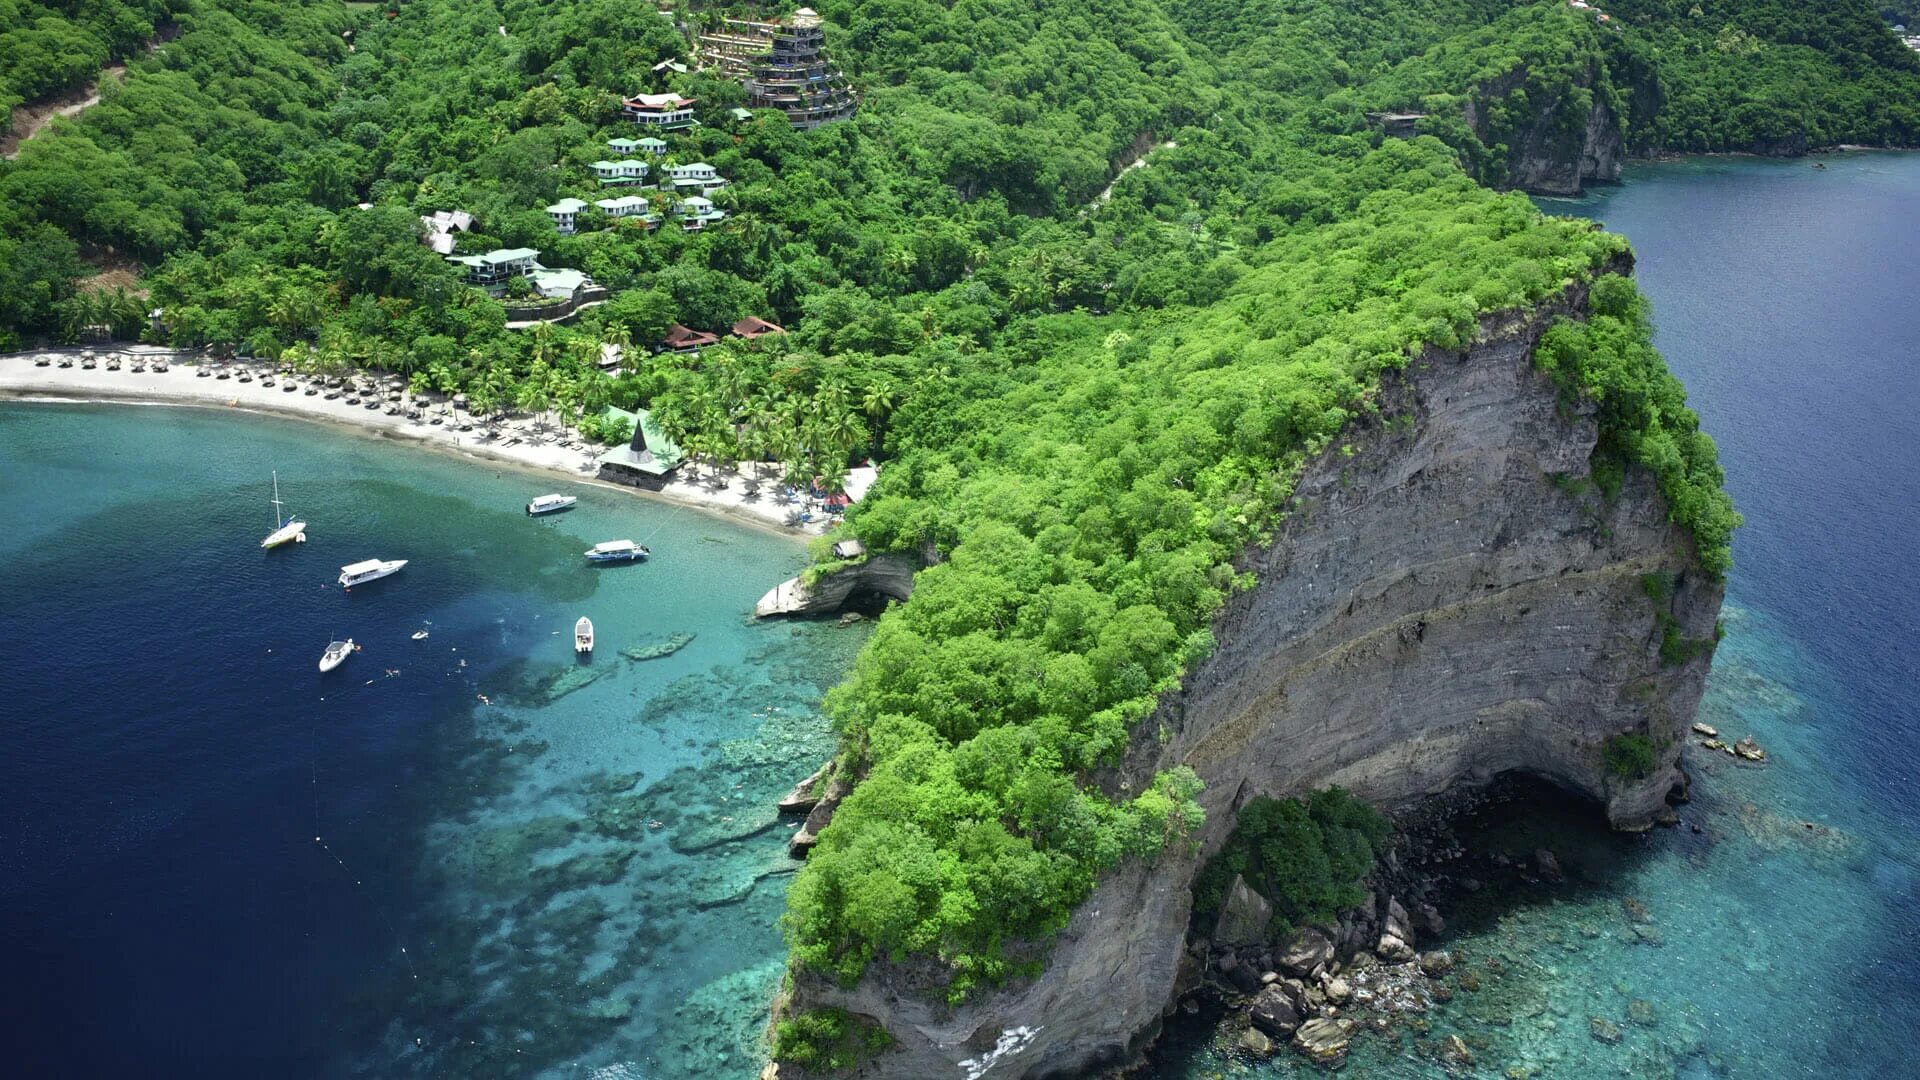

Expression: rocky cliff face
xmin=1466 ymin=67 xmax=1625 ymax=195
xmin=776 ymin=267 xmax=1722 ymax=1079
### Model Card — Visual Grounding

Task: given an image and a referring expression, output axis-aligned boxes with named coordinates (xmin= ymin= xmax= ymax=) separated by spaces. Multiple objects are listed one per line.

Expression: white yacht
xmin=574 ymin=617 xmax=594 ymax=654
xmin=339 ymin=558 xmax=408 ymax=588
xmin=260 ymin=472 xmax=307 ymax=549
xmin=319 ymin=639 xmax=356 ymax=672
xmin=527 ymin=493 xmax=577 ymax=516
xmin=584 ymin=540 xmax=649 ymax=564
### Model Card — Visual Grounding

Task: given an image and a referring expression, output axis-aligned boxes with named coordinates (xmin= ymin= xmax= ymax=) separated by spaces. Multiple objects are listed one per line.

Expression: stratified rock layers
xmin=780 ymin=269 xmax=1722 ymax=1078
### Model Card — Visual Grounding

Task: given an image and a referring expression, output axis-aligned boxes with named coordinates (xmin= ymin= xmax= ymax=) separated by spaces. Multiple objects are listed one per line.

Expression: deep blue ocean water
xmin=0 ymin=405 xmax=865 ymax=1078
xmin=1152 ymin=153 xmax=1920 ymax=1078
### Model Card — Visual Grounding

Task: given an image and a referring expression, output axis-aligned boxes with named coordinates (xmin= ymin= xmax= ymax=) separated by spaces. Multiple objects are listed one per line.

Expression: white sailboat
xmin=574 ymin=617 xmax=594 ymax=654
xmin=261 ymin=472 xmax=307 ymax=548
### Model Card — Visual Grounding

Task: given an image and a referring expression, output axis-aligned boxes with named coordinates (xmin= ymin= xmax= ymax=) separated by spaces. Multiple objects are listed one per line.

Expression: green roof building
xmin=597 ymin=406 xmax=684 ymax=482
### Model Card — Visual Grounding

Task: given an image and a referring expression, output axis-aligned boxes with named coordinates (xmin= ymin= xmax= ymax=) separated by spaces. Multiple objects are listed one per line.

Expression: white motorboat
xmin=584 ymin=540 xmax=649 ymax=564
xmin=319 ymin=639 xmax=357 ymax=672
xmin=574 ymin=617 xmax=594 ymax=654
xmin=411 ymin=629 xmax=430 ymax=641
xmin=527 ymin=493 xmax=577 ymax=516
xmin=260 ymin=472 xmax=307 ymax=548
xmin=339 ymin=558 xmax=408 ymax=588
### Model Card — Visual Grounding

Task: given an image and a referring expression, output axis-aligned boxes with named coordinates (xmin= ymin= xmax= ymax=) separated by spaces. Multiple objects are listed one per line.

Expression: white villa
xmin=591 ymin=158 xmax=650 ymax=185
xmin=677 ymin=195 xmax=725 ymax=231
xmin=546 ymin=197 xmax=588 ymax=234
xmin=665 ymin=162 xmax=726 ymax=195
xmin=621 ymin=91 xmax=698 ymax=130
xmin=446 ymin=247 xmax=541 ymax=288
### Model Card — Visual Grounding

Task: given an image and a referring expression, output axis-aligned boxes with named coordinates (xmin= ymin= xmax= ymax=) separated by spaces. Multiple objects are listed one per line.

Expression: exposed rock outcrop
xmin=754 ymin=554 xmax=915 ymax=617
xmin=1464 ymin=63 xmax=1624 ymax=195
xmin=777 ymin=266 xmax=1722 ymax=1077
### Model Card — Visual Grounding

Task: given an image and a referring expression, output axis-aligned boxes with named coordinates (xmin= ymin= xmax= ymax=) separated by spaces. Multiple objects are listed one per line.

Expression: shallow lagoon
xmin=0 ymin=403 xmax=864 ymax=1077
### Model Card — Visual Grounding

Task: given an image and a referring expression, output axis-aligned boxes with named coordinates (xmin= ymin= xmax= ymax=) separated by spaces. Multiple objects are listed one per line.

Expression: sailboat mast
xmin=271 ymin=471 xmax=284 ymax=528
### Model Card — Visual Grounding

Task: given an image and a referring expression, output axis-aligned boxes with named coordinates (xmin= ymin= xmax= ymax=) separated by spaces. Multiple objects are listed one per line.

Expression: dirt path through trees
xmin=1 ymin=63 xmax=124 ymax=159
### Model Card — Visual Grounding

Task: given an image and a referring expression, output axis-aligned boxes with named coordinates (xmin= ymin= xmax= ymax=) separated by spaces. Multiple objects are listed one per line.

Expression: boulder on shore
xmin=1238 ymin=1027 xmax=1276 ymax=1057
xmin=777 ymin=761 xmax=831 ymax=815
xmin=1276 ymin=927 xmax=1334 ymax=976
xmin=1249 ymin=984 xmax=1301 ymax=1037
xmin=1291 ymin=1017 xmax=1355 ymax=1064
xmin=1213 ymin=874 xmax=1273 ymax=947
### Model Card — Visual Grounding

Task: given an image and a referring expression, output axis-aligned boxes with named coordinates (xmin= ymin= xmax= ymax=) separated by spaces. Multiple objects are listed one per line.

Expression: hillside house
xmin=622 ymin=92 xmax=698 ymax=130
xmin=663 ymin=323 xmax=720 ymax=352
xmin=528 ymin=267 xmax=595 ymax=301
xmin=420 ymin=209 xmax=473 ymax=255
xmin=595 ymin=195 xmax=661 ymax=228
xmin=731 ymin=316 xmax=785 ymax=339
xmin=636 ymin=136 xmax=669 ymax=155
xmin=606 ymin=136 xmax=641 ymax=156
xmin=676 ymin=195 xmax=725 ymax=231
xmin=665 ymin=161 xmax=727 ymax=195
xmin=546 ymin=197 xmax=587 ymax=234
xmin=592 ymin=159 xmax=650 ymax=185
xmin=447 ymin=247 xmax=542 ymax=289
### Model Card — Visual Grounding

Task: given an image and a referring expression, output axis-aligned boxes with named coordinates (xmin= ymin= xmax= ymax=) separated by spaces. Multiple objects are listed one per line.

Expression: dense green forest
xmin=7 ymin=0 xmax=1908 ymax=1014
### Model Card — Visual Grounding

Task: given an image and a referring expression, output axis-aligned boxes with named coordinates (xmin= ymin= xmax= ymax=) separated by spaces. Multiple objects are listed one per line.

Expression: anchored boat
xmin=260 ymin=472 xmax=307 ymax=549
xmin=339 ymin=558 xmax=408 ymax=588
xmin=318 ymin=639 xmax=357 ymax=673
xmin=584 ymin=540 xmax=649 ymax=564
xmin=527 ymin=493 xmax=577 ymax=516
xmin=574 ymin=617 xmax=594 ymax=654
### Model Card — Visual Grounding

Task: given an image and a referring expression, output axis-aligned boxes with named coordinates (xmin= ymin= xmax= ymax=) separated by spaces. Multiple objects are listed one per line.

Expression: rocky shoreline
xmin=1170 ymin=776 xmax=1685 ymax=1074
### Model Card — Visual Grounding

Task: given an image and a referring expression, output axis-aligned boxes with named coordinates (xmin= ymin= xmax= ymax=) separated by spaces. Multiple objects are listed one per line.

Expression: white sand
xmin=0 ymin=349 xmax=833 ymax=539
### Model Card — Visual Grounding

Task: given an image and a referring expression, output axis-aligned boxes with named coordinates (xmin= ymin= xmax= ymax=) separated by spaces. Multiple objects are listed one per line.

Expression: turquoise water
xmin=1151 ymin=153 xmax=1920 ymax=1079
xmin=0 ymin=403 xmax=865 ymax=1077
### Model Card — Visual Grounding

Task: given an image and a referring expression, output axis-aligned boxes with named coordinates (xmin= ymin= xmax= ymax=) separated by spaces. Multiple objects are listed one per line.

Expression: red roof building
xmin=663 ymin=323 xmax=720 ymax=352
xmin=730 ymin=316 xmax=786 ymax=339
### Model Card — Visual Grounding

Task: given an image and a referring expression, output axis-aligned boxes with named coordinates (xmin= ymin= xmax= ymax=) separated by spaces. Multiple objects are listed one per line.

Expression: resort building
xmin=527 ymin=267 xmax=595 ymax=301
xmin=665 ymin=161 xmax=727 ymax=195
xmin=663 ymin=323 xmax=720 ymax=352
xmin=636 ymin=136 xmax=669 ymax=155
xmin=676 ymin=195 xmax=725 ymax=231
xmin=731 ymin=316 xmax=785 ymax=339
xmin=696 ymin=8 xmax=857 ymax=128
xmin=546 ymin=197 xmax=587 ymax=234
xmin=591 ymin=158 xmax=651 ymax=185
xmin=606 ymin=136 xmax=641 ymax=156
xmin=595 ymin=195 xmax=661 ymax=228
xmin=446 ymin=247 xmax=542 ymax=289
xmin=598 ymin=406 xmax=685 ymax=486
xmin=621 ymin=91 xmax=698 ymax=130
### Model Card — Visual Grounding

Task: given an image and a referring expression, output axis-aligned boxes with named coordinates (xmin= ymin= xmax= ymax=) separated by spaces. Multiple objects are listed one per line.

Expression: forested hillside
xmin=0 ymin=0 xmax=183 ymax=132
xmin=1 ymin=0 xmax=1906 ymax=1025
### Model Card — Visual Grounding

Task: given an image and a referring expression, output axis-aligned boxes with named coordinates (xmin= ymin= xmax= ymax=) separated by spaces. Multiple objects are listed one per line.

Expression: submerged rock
xmin=1238 ymin=1026 xmax=1276 ymax=1057
xmin=1733 ymin=736 xmax=1768 ymax=762
xmin=1628 ymin=998 xmax=1658 ymax=1026
xmin=778 ymin=761 xmax=832 ymax=814
xmin=1440 ymin=1033 xmax=1473 ymax=1068
xmin=620 ymin=632 xmax=696 ymax=662
xmin=1589 ymin=1016 xmax=1623 ymax=1044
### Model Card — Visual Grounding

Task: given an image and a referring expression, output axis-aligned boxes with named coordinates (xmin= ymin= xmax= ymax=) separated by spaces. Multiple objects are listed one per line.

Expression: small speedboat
xmin=339 ymin=558 xmax=407 ymax=588
xmin=584 ymin=540 xmax=649 ymax=563
xmin=411 ymin=629 xmax=430 ymax=641
xmin=527 ymin=493 xmax=577 ymax=516
xmin=574 ymin=617 xmax=594 ymax=654
xmin=319 ymin=639 xmax=357 ymax=673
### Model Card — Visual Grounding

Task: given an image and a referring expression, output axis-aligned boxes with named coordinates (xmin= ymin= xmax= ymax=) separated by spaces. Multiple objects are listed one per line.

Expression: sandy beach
xmin=0 ymin=348 xmax=835 ymax=538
